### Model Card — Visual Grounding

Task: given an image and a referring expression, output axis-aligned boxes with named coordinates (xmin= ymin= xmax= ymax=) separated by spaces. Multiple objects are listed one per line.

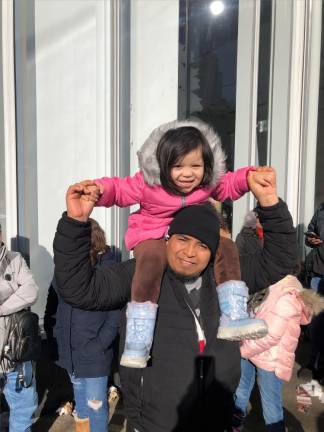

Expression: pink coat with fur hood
xmin=95 ymin=119 xmax=251 ymax=250
xmin=240 ymin=276 xmax=312 ymax=382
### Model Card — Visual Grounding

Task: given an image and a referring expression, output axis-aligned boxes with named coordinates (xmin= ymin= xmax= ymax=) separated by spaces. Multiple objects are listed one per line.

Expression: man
xmin=54 ymin=172 xmax=297 ymax=432
xmin=0 ymin=224 xmax=38 ymax=431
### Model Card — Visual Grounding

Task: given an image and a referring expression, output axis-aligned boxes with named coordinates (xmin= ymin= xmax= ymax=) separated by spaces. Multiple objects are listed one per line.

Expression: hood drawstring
xmin=186 ymin=302 xmax=206 ymax=353
xmin=0 ymin=243 xmax=7 ymax=270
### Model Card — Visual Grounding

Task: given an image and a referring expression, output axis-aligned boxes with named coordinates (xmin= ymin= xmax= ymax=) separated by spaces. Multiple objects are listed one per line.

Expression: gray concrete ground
xmin=1 ymin=337 xmax=323 ymax=431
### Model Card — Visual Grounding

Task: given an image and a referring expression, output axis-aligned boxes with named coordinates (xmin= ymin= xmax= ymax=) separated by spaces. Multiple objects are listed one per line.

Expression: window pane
xmin=0 ymin=3 xmax=6 ymax=240
xmin=315 ymin=5 xmax=324 ymax=208
xmin=256 ymin=0 xmax=272 ymax=166
xmin=178 ymin=0 xmax=239 ymax=229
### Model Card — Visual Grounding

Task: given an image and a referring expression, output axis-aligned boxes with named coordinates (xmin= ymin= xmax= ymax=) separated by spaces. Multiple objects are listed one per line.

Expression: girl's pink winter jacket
xmin=95 ymin=168 xmax=250 ymax=250
xmin=240 ymin=276 xmax=312 ymax=382
xmin=95 ymin=119 xmax=252 ymax=250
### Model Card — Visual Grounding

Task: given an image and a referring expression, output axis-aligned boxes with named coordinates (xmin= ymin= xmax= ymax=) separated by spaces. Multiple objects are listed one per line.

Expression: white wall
xmin=31 ymin=0 xmax=111 ymax=319
xmin=130 ymin=0 xmax=179 ymax=172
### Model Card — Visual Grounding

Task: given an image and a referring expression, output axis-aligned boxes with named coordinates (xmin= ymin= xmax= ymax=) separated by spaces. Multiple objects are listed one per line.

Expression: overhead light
xmin=209 ymin=1 xmax=225 ymax=16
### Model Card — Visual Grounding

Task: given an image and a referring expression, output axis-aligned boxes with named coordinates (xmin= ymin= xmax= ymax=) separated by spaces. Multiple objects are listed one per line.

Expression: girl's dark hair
xmin=89 ymin=218 xmax=108 ymax=266
xmin=156 ymin=126 xmax=214 ymax=195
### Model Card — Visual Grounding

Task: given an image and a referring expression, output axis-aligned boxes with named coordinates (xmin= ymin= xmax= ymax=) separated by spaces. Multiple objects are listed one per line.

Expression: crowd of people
xmin=0 ymin=119 xmax=324 ymax=432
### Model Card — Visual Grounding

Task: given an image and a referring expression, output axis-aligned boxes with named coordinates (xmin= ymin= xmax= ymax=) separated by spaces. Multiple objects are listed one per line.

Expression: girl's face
xmin=170 ymin=147 xmax=204 ymax=194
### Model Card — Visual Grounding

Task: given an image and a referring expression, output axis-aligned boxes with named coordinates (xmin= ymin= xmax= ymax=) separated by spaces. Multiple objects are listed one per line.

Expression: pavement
xmin=1 ymin=336 xmax=324 ymax=431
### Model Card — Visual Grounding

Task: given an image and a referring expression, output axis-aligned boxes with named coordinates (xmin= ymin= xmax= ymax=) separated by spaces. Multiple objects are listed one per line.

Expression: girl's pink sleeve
xmin=240 ymin=295 xmax=300 ymax=359
xmin=212 ymin=166 xmax=254 ymax=201
xmin=94 ymin=171 xmax=144 ymax=208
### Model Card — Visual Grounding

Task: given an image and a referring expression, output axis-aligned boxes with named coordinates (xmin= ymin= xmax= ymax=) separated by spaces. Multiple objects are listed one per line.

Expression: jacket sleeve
xmin=53 ymin=213 xmax=133 ymax=311
xmin=95 ymin=171 xmax=145 ymax=208
xmin=312 ymin=241 xmax=324 ymax=276
xmin=211 ymin=167 xmax=253 ymax=201
xmin=305 ymin=207 xmax=319 ymax=247
xmin=0 ymin=254 xmax=39 ymax=316
xmin=240 ymin=199 xmax=298 ymax=293
xmin=240 ymin=294 xmax=300 ymax=358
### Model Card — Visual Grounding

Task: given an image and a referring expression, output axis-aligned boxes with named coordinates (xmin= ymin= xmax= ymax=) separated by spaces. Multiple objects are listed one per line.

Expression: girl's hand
xmin=248 ymin=166 xmax=276 ymax=188
xmin=79 ymin=180 xmax=102 ymax=202
xmin=248 ymin=167 xmax=279 ymax=207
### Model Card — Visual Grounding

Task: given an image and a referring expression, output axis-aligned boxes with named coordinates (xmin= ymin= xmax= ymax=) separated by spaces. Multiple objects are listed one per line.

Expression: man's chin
xmin=172 ymin=268 xmax=201 ymax=278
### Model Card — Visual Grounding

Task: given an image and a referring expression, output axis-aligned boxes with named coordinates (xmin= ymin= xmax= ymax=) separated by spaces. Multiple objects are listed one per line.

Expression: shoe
xmin=120 ymin=301 xmax=158 ymax=368
xmin=265 ymin=420 xmax=286 ymax=432
xmin=232 ymin=406 xmax=245 ymax=431
xmin=217 ymin=281 xmax=268 ymax=341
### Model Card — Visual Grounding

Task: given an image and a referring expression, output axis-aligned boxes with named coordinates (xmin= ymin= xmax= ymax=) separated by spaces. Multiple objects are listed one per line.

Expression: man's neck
xmin=167 ymin=267 xmax=202 ymax=283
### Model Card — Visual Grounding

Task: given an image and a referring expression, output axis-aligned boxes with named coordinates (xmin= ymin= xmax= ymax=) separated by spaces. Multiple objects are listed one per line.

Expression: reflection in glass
xmin=315 ymin=6 xmax=324 ymax=208
xmin=0 ymin=5 xmax=6 ymax=239
xmin=178 ymin=0 xmax=239 ymax=229
xmin=256 ymin=0 xmax=272 ymax=166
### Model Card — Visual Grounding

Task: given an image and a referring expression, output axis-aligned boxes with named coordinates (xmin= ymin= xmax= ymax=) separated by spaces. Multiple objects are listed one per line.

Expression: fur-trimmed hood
xmin=265 ymin=275 xmax=324 ymax=324
xmin=137 ymin=119 xmax=226 ymax=187
xmin=298 ymin=288 xmax=324 ymax=317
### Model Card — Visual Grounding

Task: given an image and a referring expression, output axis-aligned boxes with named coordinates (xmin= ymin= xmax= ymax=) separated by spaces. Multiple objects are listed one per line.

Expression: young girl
xmin=233 ymin=275 xmax=323 ymax=432
xmin=86 ymin=119 xmax=271 ymax=368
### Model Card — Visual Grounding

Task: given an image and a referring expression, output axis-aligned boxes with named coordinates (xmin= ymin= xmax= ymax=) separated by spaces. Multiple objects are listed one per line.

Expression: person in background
xmin=233 ymin=275 xmax=323 ymax=432
xmin=304 ymin=202 xmax=324 ymax=290
xmin=54 ymin=218 xmax=120 ymax=432
xmin=298 ymin=204 xmax=324 ymax=383
xmin=0 ymin=223 xmax=39 ymax=431
xmin=235 ymin=210 xmax=263 ymax=257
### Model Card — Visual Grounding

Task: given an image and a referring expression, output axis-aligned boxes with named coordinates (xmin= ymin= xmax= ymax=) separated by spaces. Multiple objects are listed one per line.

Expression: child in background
xmin=84 ymin=119 xmax=273 ymax=368
xmin=233 ymin=275 xmax=324 ymax=432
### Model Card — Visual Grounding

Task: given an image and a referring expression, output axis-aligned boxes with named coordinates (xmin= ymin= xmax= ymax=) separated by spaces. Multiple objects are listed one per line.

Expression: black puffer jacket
xmin=241 ymin=200 xmax=298 ymax=293
xmin=53 ymin=199 xmax=297 ymax=432
xmin=306 ymin=202 xmax=324 ymax=244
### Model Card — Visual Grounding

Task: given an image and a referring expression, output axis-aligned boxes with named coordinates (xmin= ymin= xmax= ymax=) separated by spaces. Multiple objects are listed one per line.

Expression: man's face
xmin=166 ymin=234 xmax=211 ymax=277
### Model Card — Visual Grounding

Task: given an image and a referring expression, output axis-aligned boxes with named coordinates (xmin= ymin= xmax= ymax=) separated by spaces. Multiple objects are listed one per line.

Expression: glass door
xmin=178 ymin=0 xmax=272 ymax=235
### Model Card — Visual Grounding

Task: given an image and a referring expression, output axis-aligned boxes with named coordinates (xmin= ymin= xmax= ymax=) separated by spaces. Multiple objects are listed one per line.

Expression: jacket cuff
xmin=255 ymin=199 xmax=288 ymax=223
xmin=256 ymin=197 xmax=284 ymax=211
xmin=58 ymin=212 xmax=91 ymax=238
xmin=94 ymin=178 xmax=112 ymax=207
xmin=236 ymin=166 xmax=255 ymax=193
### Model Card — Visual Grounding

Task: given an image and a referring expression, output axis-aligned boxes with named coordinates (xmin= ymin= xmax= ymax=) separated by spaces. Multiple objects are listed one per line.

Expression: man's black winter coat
xmin=53 ymin=200 xmax=297 ymax=432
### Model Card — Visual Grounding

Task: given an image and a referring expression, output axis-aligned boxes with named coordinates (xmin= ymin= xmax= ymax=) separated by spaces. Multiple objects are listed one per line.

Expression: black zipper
xmin=139 ymin=373 xmax=144 ymax=419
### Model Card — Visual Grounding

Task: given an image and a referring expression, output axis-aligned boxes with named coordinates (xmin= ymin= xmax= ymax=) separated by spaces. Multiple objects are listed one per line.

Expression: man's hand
xmin=248 ymin=167 xmax=279 ymax=207
xmin=66 ymin=182 xmax=98 ymax=222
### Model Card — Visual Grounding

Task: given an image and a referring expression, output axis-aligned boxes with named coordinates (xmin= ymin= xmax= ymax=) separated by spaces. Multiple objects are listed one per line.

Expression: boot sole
xmin=217 ymin=322 xmax=268 ymax=341
xmin=120 ymin=355 xmax=148 ymax=368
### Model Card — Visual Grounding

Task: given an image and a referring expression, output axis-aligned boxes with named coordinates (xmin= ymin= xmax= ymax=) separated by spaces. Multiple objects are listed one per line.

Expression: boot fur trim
xmin=75 ymin=416 xmax=90 ymax=432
